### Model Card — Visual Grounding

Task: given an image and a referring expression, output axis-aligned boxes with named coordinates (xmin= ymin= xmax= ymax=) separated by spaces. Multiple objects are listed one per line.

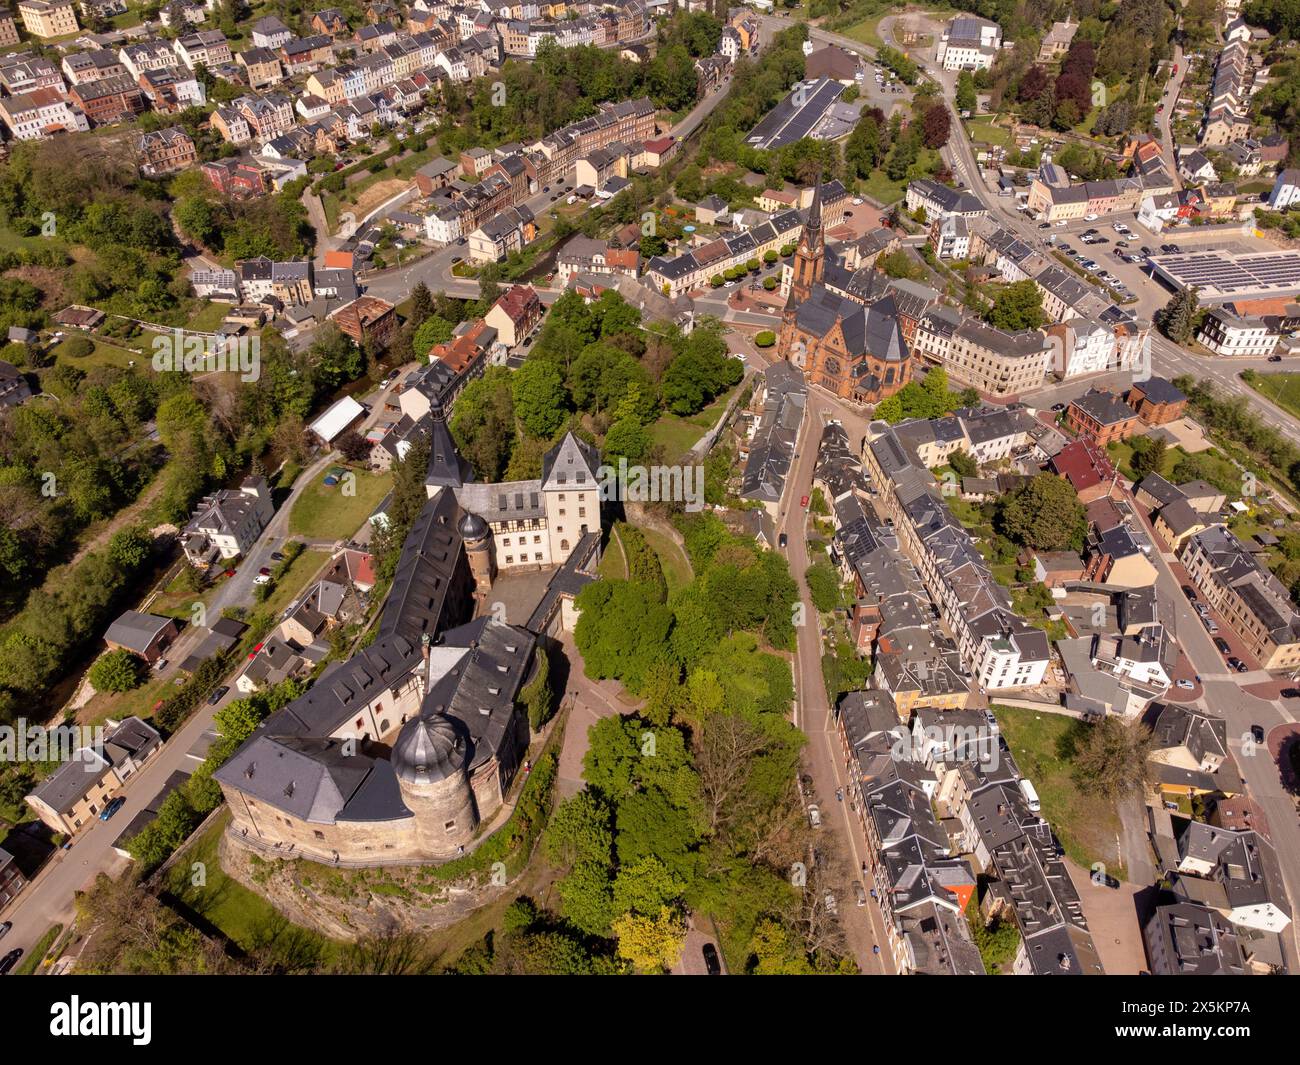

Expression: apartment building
xmin=0 ymin=87 xmax=88 ymax=139
xmin=934 ymin=15 xmax=1001 ymax=71
xmin=17 ymin=0 xmax=78 ymax=37
xmin=137 ymin=126 xmax=198 ymax=176
xmin=914 ymin=310 xmax=1050 ymax=397
xmin=174 ymin=30 xmax=232 ymax=70
xmin=1196 ymin=309 xmax=1279 ymax=357
xmin=1181 ymin=525 xmax=1300 ymax=669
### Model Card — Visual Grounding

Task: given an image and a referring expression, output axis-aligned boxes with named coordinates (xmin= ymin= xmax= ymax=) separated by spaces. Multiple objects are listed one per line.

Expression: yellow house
xmin=17 ymin=0 xmax=77 ymax=37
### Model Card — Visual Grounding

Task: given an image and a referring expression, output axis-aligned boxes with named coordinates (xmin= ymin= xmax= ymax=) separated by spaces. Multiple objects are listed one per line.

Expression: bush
xmin=61 ymin=335 xmax=94 ymax=359
xmin=88 ymin=649 xmax=144 ymax=693
xmin=754 ymin=330 xmax=776 ymax=347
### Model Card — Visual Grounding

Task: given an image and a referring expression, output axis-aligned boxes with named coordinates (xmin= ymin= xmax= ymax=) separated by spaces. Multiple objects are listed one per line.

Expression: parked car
xmin=208 ymin=685 xmax=230 ymax=706
xmin=1251 ymin=724 xmax=1265 ymax=743
xmin=801 ymin=494 xmax=810 ymax=508
xmin=270 ymin=551 xmax=284 ymax=562
xmin=778 ymin=532 xmax=788 ymax=548
xmin=153 ymin=658 xmax=168 ymax=672
xmin=99 ymin=796 xmax=126 ymax=821
xmin=1214 ymin=637 xmax=1231 ymax=655
xmin=1051 ymin=402 xmax=1065 ymax=412
xmin=701 ymin=942 xmax=722 ymax=975
xmin=253 ymin=574 xmax=272 ymax=586
xmin=258 ymin=567 xmax=272 ymax=576
xmin=1084 ymin=213 xmax=1099 ymax=221
xmin=1091 ymin=870 xmax=1121 ymax=889
xmin=0 ymin=948 xmax=22 ymax=975
xmin=0 ymin=921 xmax=10 ymax=940
xmin=1038 ymin=222 xmax=1050 ymax=229
xmin=1269 ymin=355 xmax=1283 ymax=362
xmin=807 ymin=803 xmax=822 ymax=829
xmin=1280 ymin=689 xmax=1300 ymax=699
xmin=1227 ymin=657 xmax=1245 ymax=672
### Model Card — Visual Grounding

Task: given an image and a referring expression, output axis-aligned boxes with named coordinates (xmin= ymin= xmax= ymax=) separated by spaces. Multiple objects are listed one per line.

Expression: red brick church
xmin=776 ymin=183 xmax=913 ymax=404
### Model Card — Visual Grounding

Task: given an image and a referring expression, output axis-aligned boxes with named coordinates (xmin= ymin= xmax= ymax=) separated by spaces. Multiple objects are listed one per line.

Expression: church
xmin=777 ymin=182 xmax=914 ymax=404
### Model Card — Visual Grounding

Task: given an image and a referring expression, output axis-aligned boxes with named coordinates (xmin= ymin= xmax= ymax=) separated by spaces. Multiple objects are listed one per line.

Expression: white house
xmin=1267 ymin=168 xmax=1300 ymax=210
xmin=935 ymin=15 xmax=1001 ymax=72
xmin=1197 ymin=309 xmax=1279 ymax=357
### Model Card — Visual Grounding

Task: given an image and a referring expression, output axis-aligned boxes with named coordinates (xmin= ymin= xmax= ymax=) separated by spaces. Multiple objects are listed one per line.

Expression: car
xmin=1269 ymin=354 xmax=1283 ymax=362
xmin=1156 ymin=103 xmax=1163 ymax=113
xmin=1092 ymin=236 xmax=1109 ymax=244
xmin=853 ymin=881 xmax=867 ymax=906
xmin=1054 ymin=220 xmax=1067 ymax=227
xmin=1235 ymin=660 xmax=1249 ymax=674
xmin=844 ymin=210 xmax=853 ymax=218
xmin=1160 ymin=244 xmax=1174 ymax=253
xmin=1169 ymin=244 xmax=1181 ymax=253
xmin=801 ymin=494 xmax=810 ymax=508
xmin=99 ymin=796 xmax=126 ymax=821
xmin=1116 ymin=240 xmax=1129 ymax=248
xmin=1051 ymin=402 xmax=1065 ymax=412
xmin=153 ymin=658 xmax=168 ymax=672
xmin=1176 ymin=679 xmax=1195 ymax=690
xmin=1202 ymin=616 xmax=1218 ymax=634
xmin=1186 ymin=585 xmax=1202 ymax=603
xmin=1140 ymin=246 xmax=1153 ymax=256
xmin=1215 ymin=638 xmax=1231 ymax=655
xmin=253 ymin=574 xmax=272 ymax=586
xmin=258 ymin=567 xmax=272 ymax=576
xmin=270 ymin=551 xmax=284 ymax=562
xmin=1251 ymin=724 xmax=1265 ymax=743
xmin=701 ymin=942 xmax=722 ymax=975
xmin=1038 ymin=222 xmax=1050 ymax=229
xmin=0 ymin=921 xmax=10 ymax=940
xmin=1091 ymin=870 xmax=1121 ymax=890
xmin=449 ymin=255 xmax=463 ymax=265
xmin=852 ymin=197 xmax=864 ymax=206
xmin=1084 ymin=213 xmax=1099 ymax=222
xmin=0 ymin=948 xmax=22 ymax=975
xmin=208 ymin=685 xmax=230 ymax=706
xmin=1227 ymin=657 xmax=1245 ymax=672
xmin=542 ymin=185 xmax=549 ymax=193
xmin=777 ymin=532 xmax=788 ymax=548
xmin=807 ymin=803 xmax=821 ymax=828
xmin=1112 ymin=223 xmax=1128 ymax=232
xmin=824 ymin=891 xmax=838 ymax=916
xmin=1281 ymin=689 xmax=1300 ymax=699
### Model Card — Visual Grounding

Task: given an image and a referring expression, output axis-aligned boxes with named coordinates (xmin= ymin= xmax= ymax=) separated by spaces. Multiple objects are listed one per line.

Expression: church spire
xmin=788 ymin=170 xmax=826 ymax=306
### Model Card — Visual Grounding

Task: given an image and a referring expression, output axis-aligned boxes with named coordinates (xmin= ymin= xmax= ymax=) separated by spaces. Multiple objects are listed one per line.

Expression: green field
xmin=639 ymin=525 xmax=693 ymax=596
xmin=649 ymin=386 xmax=736 ymax=461
xmin=964 ymin=118 xmax=1012 ymax=147
xmin=990 ymin=704 xmax=1127 ymax=880
xmin=857 ymin=169 xmax=910 ymax=207
xmin=166 ymin=815 xmax=339 ymax=966
xmin=259 ymin=549 xmax=332 ymax=615
xmin=1246 ymin=372 xmax=1300 ymax=421
xmin=841 ymin=16 xmax=885 ymax=49
xmin=289 ymin=468 xmax=392 ymax=541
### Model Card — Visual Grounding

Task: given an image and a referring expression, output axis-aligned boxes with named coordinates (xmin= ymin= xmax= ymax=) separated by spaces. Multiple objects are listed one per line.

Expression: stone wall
xmin=217 ymin=830 xmax=512 ymax=941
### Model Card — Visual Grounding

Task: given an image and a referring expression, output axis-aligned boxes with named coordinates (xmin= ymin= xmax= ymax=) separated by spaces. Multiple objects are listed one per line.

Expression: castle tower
xmin=391 ymin=711 xmax=479 ymax=859
xmin=460 ymin=510 xmax=495 ymax=596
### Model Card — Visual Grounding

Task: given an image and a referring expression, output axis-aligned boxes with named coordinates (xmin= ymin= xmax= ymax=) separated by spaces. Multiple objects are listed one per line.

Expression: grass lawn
xmin=649 ymin=387 xmax=735 ymax=461
xmin=52 ymin=336 xmax=144 ymax=370
xmin=599 ymin=527 xmax=629 ymax=580
xmin=964 ymin=118 xmax=1012 ymax=147
xmin=639 ymin=525 xmax=693 ymax=596
xmin=14 ymin=924 xmax=62 ymax=975
xmin=81 ymin=667 xmax=180 ymax=727
xmin=185 ymin=301 xmax=232 ymax=333
xmin=990 ymin=704 xmax=1127 ymax=880
xmin=841 ymin=16 xmax=884 ymax=49
xmin=258 ymin=549 xmax=332 ymax=616
xmin=165 ymin=814 xmax=340 ymax=967
xmin=289 ymin=468 xmax=392 ymax=541
xmin=1106 ymin=439 xmax=1182 ymax=481
xmin=858 ymin=169 xmax=909 ymax=207
xmin=1246 ymin=372 xmax=1300 ymax=421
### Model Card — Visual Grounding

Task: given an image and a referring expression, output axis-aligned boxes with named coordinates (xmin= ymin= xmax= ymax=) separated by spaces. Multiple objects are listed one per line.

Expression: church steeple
xmin=788 ymin=175 xmax=825 ymax=307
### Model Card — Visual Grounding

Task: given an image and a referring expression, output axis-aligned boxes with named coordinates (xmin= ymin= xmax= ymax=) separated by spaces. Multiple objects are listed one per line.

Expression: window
xmin=559 ymin=509 xmax=565 ymax=516
xmin=503 ymin=537 xmax=511 ymax=546
xmin=89 ymin=805 xmax=97 ymax=815
xmin=561 ymin=539 xmax=570 ymax=552
xmin=355 ymin=718 xmax=363 ymax=730
xmin=314 ymin=830 xmax=325 ymax=840
xmin=506 ymin=555 xmax=514 ymax=564
xmin=444 ymin=819 xmax=456 ymax=830
xmin=534 ymin=552 xmax=542 ymax=561
xmin=533 ymin=535 xmax=540 ymax=543
xmin=579 ymin=507 xmax=586 ymax=518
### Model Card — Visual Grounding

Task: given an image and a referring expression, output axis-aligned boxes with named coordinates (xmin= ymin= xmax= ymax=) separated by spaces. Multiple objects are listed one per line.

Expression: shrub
xmin=754 ymin=330 xmax=776 ymax=347
xmin=88 ymin=649 xmax=144 ymax=693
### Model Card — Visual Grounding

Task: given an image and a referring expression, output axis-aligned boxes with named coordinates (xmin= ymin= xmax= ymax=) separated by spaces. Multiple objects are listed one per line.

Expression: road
xmin=0 ymin=372 xmax=409 ymax=968
xmin=1155 ymin=42 xmax=1186 ymax=176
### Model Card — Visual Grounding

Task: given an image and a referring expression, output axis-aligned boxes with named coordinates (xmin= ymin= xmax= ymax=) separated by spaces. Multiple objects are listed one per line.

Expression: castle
xmin=777 ymin=181 xmax=915 ymax=404
xmin=213 ymin=428 xmax=602 ymax=866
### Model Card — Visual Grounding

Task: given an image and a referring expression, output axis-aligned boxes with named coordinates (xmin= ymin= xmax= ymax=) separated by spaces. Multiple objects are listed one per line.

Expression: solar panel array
xmin=746 ymin=78 xmax=844 ymax=150
xmin=1148 ymin=250 xmax=1300 ymax=299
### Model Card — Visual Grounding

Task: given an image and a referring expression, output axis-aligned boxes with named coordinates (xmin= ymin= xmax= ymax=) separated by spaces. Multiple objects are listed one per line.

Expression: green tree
xmin=996 ymin=472 xmax=1087 ymax=550
xmin=985 ymin=280 xmax=1045 ymax=331
xmin=1155 ymin=287 xmax=1199 ymax=343
xmin=88 ymin=649 xmax=143 ymax=693
xmin=1073 ymin=716 xmax=1154 ymax=798
xmin=1130 ymin=437 xmax=1168 ymax=481
xmin=512 ymin=358 xmax=568 ymax=438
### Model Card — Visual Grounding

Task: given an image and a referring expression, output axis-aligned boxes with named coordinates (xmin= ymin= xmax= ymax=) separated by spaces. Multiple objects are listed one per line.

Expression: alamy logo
xmin=151 ymin=329 xmax=260 ymax=382
xmin=0 ymin=721 xmax=104 ymax=766
xmin=49 ymin=998 xmax=152 ymax=1045
xmin=596 ymin=460 xmax=705 ymax=512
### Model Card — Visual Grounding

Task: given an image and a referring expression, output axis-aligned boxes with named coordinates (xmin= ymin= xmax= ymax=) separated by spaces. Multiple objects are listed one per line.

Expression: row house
xmin=211 ymin=103 xmax=251 ymax=145
xmin=238 ymin=91 xmax=295 ymax=142
xmin=138 ymin=67 xmax=205 ymax=112
xmin=355 ymin=18 xmax=398 ymax=50
xmin=69 ymin=73 xmax=146 ymax=126
xmin=61 ymin=47 xmax=125 ymax=86
xmin=913 ymin=306 xmax=1051 ymax=397
xmin=555 ymin=234 xmax=639 ymax=286
xmin=175 ymin=30 xmax=231 ymax=71
xmin=645 ymin=209 xmax=803 ymax=298
xmin=355 ymin=49 xmax=395 ymax=92
xmin=120 ymin=39 xmax=178 ymax=78
xmin=137 ymin=126 xmax=197 ymax=177
xmin=467 ymin=204 xmax=536 ymax=264
xmin=235 ymin=257 xmax=315 ymax=305
xmin=238 ymin=46 xmax=284 ymax=89
xmin=280 ymin=33 xmax=334 ymax=75
xmin=0 ymin=87 xmax=88 ymax=139
xmin=0 ymin=53 xmax=63 ymax=94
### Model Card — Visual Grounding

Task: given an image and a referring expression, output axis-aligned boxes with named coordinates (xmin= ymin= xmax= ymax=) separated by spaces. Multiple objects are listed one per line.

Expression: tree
xmin=611 ymin=906 xmax=687 ymax=972
xmin=1130 ymin=437 xmax=1168 ymax=481
xmin=948 ymin=449 xmax=978 ymax=478
xmin=996 ymin=472 xmax=1087 ymax=551
xmin=956 ymin=70 xmax=977 ymax=113
xmin=1156 ymin=287 xmax=1199 ymax=343
xmin=921 ymin=103 xmax=951 ymax=148
xmin=335 ymin=429 xmax=371 ymax=463
xmin=805 ymin=561 xmax=841 ymax=613
xmin=88 ymin=649 xmax=143 ymax=693
xmin=512 ymin=358 xmax=568 ymax=438
xmin=1073 ymin=716 xmax=1153 ymax=798
xmin=985 ymin=280 xmax=1045 ymax=331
